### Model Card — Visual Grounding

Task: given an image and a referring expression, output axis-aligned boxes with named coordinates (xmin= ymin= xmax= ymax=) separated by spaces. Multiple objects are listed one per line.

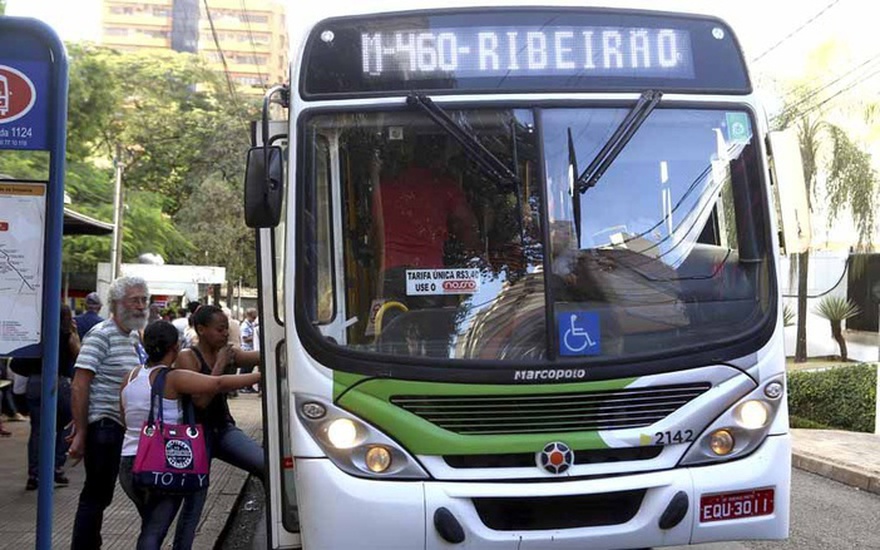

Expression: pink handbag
xmin=132 ymin=368 xmax=209 ymax=493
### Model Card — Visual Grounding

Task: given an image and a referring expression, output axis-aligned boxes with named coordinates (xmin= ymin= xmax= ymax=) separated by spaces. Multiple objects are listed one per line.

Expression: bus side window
xmin=305 ymin=135 xmax=334 ymax=324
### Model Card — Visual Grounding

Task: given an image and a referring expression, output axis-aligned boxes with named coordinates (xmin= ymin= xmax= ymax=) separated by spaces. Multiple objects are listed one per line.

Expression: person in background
xmin=75 ymin=292 xmax=105 ymax=341
xmin=23 ymin=304 xmax=79 ymax=490
xmin=240 ymin=308 xmax=257 ymax=352
xmin=118 ymin=321 xmax=261 ymax=550
xmin=238 ymin=308 xmax=258 ymax=393
xmin=171 ymin=307 xmax=189 ymax=344
xmin=223 ymin=307 xmax=241 ymax=347
xmin=1 ymin=358 xmax=25 ymax=423
xmin=147 ymin=303 xmax=161 ymax=325
xmin=69 ymin=277 xmax=149 ymax=550
xmin=182 ymin=301 xmax=201 ymax=349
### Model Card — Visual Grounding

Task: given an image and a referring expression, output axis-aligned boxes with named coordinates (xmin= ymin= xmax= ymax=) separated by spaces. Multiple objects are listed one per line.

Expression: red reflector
xmin=700 ymin=488 xmax=774 ymax=522
xmin=283 ymin=456 xmax=294 ymax=469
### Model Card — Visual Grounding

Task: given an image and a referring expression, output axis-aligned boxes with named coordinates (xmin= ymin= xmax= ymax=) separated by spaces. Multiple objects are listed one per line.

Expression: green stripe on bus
xmin=335 ymin=377 xmax=635 ymax=455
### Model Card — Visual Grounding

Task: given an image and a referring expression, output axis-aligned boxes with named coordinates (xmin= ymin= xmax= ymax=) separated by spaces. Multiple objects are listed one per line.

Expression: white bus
xmin=245 ymin=3 xmax=810 ymax=548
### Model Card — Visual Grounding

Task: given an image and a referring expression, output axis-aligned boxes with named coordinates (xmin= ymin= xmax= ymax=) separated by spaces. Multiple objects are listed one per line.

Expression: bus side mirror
xmin=244 ymin=145 xmax=284 ymax=228
xmin=768 ymin=129 xmax=811 ymax=255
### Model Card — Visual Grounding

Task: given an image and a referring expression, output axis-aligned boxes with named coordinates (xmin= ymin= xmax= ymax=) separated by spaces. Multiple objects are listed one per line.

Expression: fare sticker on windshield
xmin=406 ymin=268 xmax=480 ymax=295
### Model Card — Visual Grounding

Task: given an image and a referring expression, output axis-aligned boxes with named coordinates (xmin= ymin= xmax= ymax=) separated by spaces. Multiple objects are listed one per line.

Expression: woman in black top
xmin=168 ymin=305 xmax=262 ymax=549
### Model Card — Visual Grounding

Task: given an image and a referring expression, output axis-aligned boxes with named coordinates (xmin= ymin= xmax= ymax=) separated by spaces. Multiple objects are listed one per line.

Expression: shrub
xmin=788 ymin=364 xmax=877 ymax=433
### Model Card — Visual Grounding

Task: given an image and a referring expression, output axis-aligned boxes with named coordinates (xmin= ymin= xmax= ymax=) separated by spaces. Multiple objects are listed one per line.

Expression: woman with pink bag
xmin=118 ymin=321 xmax=261 ymax=550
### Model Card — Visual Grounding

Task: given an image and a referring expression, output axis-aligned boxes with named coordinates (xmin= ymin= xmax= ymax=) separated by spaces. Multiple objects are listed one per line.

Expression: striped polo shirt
xmin=74 ymin=318 xmax=142 ymax=426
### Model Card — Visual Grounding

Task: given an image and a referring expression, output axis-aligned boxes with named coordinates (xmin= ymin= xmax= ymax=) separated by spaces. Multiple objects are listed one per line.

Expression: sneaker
xmin=26 ymin=478 xmax=37 ymax=491
xmin=54 ymin=471 xmax=70 ymax=486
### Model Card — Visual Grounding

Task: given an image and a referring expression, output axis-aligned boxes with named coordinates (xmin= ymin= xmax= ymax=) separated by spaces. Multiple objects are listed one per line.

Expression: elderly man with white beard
xmin=68 ymin=276 xmax=149 ymax=550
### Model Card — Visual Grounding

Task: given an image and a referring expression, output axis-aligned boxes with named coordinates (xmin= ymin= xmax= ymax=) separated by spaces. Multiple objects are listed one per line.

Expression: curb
xmin=792 ymin=451 xmax=880 ymax=495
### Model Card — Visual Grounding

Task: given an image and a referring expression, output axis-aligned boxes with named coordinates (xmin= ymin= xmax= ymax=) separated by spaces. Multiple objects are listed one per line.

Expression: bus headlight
xmin=295 ymin=393 xmax=429 ymax=480
xmin=709 ymin=429 xmax=735 ymax=455
xmin=736 ymin=400 xmax=769 ymax=430
xmin=680 ymin=375 xmax=785 ymax=466
xmin=365 ymin=446 xmax=393 ymax=473
xmin=327 ymin=418 xmax=359 ymax=449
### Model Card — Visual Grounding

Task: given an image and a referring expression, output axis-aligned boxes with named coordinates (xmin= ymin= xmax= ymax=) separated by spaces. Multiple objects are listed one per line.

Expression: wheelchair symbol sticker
xmin=557 ymin=312 xmax=600 ymax=356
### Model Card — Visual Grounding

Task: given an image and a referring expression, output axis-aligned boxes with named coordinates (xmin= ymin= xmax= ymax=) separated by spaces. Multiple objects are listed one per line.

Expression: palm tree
xmin=774 ymin=107 xmax=878 ymax=363
xmin=814 ymin=296 xmax=861 ymax=361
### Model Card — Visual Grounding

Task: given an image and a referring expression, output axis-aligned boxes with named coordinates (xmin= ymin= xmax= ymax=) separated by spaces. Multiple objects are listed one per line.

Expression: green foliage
xmin=783 ymin=303 xmax=796 ymax=327
xmin=789 ymin=415 xmax=830 ymax=430
xmin=814 ymin=295 xmax=861 ymax=322
xmin=826 ymin=126 xmax=878 ymax=247
xmin=788 ymin=364 xmax=877 ymax=432
xmin=57 ymin=43 xmax=257 ymax=277
xmin=175 ymin=176 xmax=256 ymax=286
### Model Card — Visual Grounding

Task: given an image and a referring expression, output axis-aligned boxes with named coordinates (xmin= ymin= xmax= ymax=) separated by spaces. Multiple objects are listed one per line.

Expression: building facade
xmin=100 ymin=0 xmax=288 ymax=95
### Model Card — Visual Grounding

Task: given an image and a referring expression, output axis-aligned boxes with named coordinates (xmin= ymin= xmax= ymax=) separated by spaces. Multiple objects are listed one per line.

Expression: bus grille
xmin=390 ymin=383 xmax=710 ymax=435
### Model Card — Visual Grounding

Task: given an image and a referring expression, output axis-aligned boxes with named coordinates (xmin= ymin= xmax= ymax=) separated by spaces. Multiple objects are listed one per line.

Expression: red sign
xmin=0 ymin=221 xmax=8 ymax=231
xmin=442 ymin=279 xmax=477 ymax=292
xmin=0 ymin=66 xmax=36 ymax=123
xmin=700 ymin=488 xmax=774 ymax=522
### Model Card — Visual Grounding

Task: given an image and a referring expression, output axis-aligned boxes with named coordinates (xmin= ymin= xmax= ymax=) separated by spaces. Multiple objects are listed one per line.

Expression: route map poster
xmin=0 ymin=181 xmax=45 ymax=354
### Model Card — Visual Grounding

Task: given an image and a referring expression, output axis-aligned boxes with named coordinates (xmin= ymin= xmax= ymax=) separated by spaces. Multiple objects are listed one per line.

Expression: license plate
xmin=699 ymin=488 xmax=774 ymax=522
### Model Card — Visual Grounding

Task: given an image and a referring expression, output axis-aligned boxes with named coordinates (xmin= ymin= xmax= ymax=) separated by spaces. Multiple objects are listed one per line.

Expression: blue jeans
xmin=70 ymin=419 xmax=125 ymax=550
xmin=26 ymin=375 xmax=72 ymax=478
xmin=119 ymin=456 xmax=185 ymax=550
xmin=171 ymin=424 xmax=265 ymax=547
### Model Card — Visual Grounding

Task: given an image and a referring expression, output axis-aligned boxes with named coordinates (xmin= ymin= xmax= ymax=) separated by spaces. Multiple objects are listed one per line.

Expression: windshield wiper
xmin=406 ymin=93 xmax=519 ymax=186
xmin=575 ymin=90 xmax=662 ymax=194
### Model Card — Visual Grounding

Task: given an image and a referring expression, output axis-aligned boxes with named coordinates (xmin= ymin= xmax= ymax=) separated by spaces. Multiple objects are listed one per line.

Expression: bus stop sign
xmin=0 ymin=16 xmax=68 ymax=550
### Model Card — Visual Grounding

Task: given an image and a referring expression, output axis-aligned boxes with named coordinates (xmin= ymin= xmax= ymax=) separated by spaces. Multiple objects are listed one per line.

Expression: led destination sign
xmin=361 ymin=27 xmax=694 ymax=79
xmin=302 ymin=10 xmax=751 ymax=96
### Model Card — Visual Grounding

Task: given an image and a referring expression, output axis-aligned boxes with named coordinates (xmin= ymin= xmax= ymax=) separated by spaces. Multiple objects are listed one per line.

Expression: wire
xmin=239 ymin=0 xmax=268 ymax=91
xmin=790 ymin=63 xmax=880 ymax=123
xmin=202 ymin=0 xmax=250 ymax=133
xmin=751 ymin=0 xmax=843 ymax=63
xmin=782 ymin=256 xmax=849 ymax=298
xmin=773 ymin=53 xmax=880 ymax=123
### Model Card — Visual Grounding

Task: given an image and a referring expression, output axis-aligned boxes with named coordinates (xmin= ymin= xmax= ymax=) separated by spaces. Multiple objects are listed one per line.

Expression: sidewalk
xmin=791 ymin=428 xmax=880 ymax=495
xmin=0 ymin=393 xmax=262 ymax=550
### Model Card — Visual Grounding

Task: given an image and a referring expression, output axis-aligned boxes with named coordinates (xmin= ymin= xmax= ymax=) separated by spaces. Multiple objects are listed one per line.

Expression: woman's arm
xmin=174 ymin=349 xmax=213 ymax=407
xmin=231 ymin=347 xmax=261 ymax=369
xmin=164 ymin=369 xmax=262 ymax=399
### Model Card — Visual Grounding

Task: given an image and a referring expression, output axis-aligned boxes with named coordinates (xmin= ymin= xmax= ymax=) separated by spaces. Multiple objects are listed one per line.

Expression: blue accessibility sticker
xmin=557 ymin=311 xmax=601 ymax=356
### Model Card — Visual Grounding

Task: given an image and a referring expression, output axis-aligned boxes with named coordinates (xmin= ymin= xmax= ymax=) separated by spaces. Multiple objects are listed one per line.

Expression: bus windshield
xmin=300 ymin=105 xmax=772 ymax=366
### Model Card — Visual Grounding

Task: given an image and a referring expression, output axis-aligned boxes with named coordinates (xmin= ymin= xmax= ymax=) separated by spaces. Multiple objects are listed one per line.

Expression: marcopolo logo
xmin=0 ymin=66 xmax=37 ymax=123
xmin=165 ymin=439 xmax=194 ymax=470
xmin=514 ymin=368 xmax=587 ymax=382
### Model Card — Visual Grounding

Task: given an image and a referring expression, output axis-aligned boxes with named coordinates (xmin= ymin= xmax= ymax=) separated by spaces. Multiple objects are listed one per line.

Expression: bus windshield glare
xmin=299 ymin=105 xmax=772 ymax=366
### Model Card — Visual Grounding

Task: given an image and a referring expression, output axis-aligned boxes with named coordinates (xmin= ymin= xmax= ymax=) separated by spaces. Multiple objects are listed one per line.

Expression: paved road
xmin=671 ymin=469 xmax=880 ymax=550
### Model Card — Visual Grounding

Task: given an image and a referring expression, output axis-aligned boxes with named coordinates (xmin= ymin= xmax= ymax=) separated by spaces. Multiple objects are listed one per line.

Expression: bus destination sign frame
xmin=302 ymin=8 xmax=751 ymax=97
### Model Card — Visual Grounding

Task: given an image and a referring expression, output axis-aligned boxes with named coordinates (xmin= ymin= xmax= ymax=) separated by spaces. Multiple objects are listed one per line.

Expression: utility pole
xmin=110 ymin=143 xmax=125 ymax=280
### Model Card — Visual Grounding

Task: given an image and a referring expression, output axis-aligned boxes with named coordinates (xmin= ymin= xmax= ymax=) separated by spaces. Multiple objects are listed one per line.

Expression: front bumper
xmin=295 ymin=434 xmax=790 ymax=550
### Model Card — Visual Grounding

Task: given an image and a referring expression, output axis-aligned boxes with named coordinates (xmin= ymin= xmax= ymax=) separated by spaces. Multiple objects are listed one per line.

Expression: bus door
xmin=248 ymin=104 xmax=302 ymax=548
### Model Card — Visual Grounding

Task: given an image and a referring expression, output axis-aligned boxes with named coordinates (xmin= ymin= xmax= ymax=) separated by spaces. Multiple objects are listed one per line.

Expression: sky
xmin=4 ymin=0 xmax=871 ymax=74
xmin=5 ymin=0 xmax=876 ymax=108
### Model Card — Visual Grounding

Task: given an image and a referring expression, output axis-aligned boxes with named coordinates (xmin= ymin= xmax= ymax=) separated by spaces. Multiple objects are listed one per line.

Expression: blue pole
xmin=29 ymin=20 xmax=68 ymax=550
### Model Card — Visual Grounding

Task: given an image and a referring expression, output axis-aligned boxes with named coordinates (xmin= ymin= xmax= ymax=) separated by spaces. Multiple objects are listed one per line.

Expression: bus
xmin=244 ymin=2 xmax=811 ymax=548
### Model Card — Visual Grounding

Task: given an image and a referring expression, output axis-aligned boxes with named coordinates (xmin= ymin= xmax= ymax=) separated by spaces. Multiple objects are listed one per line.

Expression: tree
xmin=815 ymin=296 xmax=861 ymax=361
xmin=175 ymin=176 xmax=257 ymax=295
xmin=773 ymin=48 xmax=879 ymax=363
xmin=59 ymin=44 xmax=257 ymax=273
